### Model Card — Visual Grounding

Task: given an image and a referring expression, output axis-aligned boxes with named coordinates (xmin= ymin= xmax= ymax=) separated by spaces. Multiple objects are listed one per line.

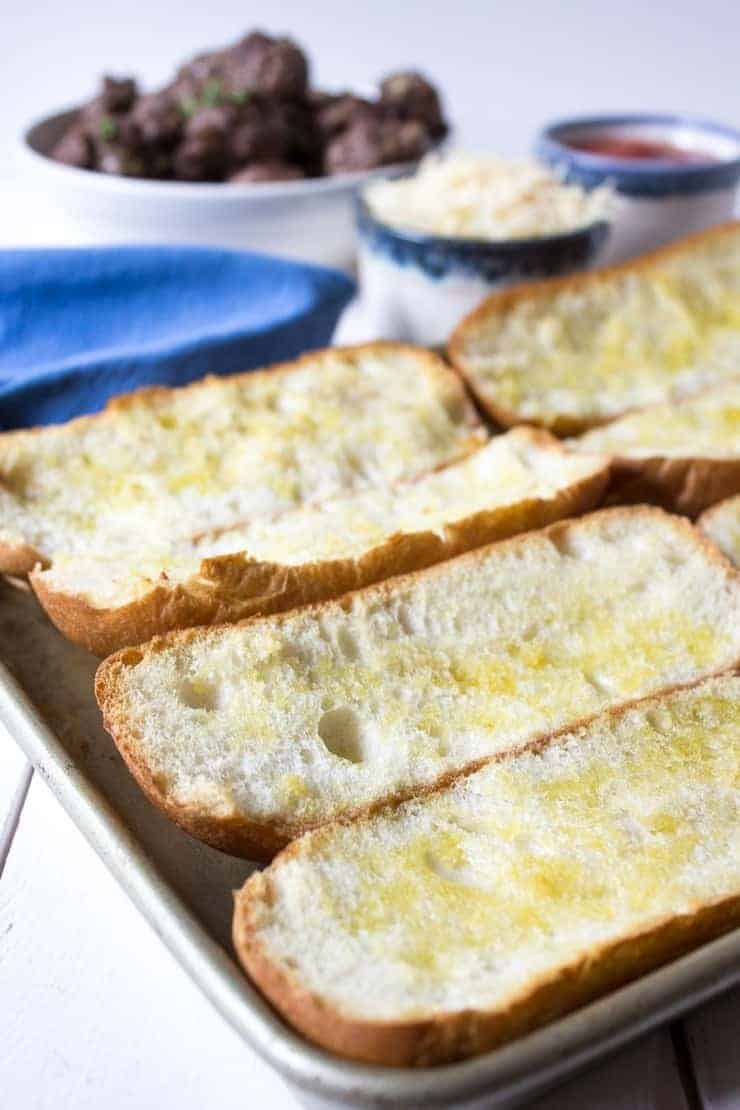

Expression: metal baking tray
xmin=1 ymin=574 xmax=739 ymax=1110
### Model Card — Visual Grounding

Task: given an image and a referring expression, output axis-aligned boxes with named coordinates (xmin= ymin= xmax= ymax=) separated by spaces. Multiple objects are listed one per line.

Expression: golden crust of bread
xmin=37 ymin=427 xmax=609 ymax=656
xmin=602 ymin=454 xmax=740 ymax=518
xmin=569 ymin=382 xmax=740 ymax=517
xmin=95 ymin=506 xmax=739 ymax=862
xmin=448 ymin=221 xmax=740 ymax=436
xmin=232 ymin=673 xmax=740 ymax=1066
xmin=0 ymin=341 xmax=484 ymax=577
xmin=0 ymin=538 xmax=47 ymax=576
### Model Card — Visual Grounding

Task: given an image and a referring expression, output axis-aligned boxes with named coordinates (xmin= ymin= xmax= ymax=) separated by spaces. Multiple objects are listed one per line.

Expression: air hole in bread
xmin=664 ymin=550 xmax=688 ymax=570
xmin=280 ymin=642 xmax=312 ymax=667
xmin=451 ymin=815 xmax=488 ymax=836
xmin=317 ymin=707 xmax=365 ymax=762
xmin=179 ymin=677 xmax=218 ymax=711
xmin=336 ymin=626 xmax=360 ymax=661
xmin=316 ymin=617 xmax=334 ymax=646
xmin=418 ymin=711 xmax=446 ymax=750
xmin=584 ymin=671 xmax=616 ymax=697
xmin=424 ymin=851 xmax=480 ymax=889
xmin=396 ymin=602 xmax=416 ymax=636
xmin=444 ymin=393 xmax=468 ymax=422
xmin=512 ymin=445 xmax=534 ymax=470
xmin=646 ymin=708 xmax=672 ymax=734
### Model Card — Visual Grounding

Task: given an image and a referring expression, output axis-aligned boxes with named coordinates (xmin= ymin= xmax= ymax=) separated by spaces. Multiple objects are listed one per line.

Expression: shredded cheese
xmin=364 ymin=153 xmax=612 ymax=240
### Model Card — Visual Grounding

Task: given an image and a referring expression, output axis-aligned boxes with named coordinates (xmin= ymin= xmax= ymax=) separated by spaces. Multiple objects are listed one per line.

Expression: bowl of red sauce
xmin=536 ymin=114 xmax=740 ymax=262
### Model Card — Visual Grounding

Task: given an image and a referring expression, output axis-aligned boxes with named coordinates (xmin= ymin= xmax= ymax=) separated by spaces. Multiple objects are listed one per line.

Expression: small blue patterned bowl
xmin=536 ymin=114 xmax=740 ymax=262
xmin=355 ymin=195 xmax=610 ymax=346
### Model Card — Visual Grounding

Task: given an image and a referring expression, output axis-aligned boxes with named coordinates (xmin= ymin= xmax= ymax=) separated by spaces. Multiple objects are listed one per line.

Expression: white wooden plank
xmin=529 ymin=1029 xmax=689 ymax=1110
xmin=0 ymin=775 xmax=298 ymax=1110
xmin=684 ymin=987 xmax=740 ymax=1109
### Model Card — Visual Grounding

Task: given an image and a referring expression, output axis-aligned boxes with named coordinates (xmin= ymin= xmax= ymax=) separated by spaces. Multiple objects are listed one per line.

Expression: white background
xmin=1 ymin=2 xmax=740 ymax=1108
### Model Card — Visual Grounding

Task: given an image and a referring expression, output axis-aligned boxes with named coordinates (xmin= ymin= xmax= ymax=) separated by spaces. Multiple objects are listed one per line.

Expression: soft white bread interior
xmin=234 ymin=673 xmax=740 ymax=1066
xmin=568 ymin=380 xmax=740 ymax=516
xmin=96 ymin=507 xmax=740 ymax=859
xmin=572 ymin=379 xmax=740 ymax=460
xmin=700 ymin=495 xmax=740 ymax=565
xmin=0 ymin=343 xmax=483 ymax=576
xmin=34 ymin=428 xmax=608 ymax=654
xmin=449 ymin=222 xmax=740 ymax=434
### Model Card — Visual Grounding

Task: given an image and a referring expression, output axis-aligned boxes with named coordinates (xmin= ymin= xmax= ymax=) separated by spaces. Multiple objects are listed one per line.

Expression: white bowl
xmin=537 ymin=114 xmax=740 ymax=265
xmin=20 ymin=107 xmax=423 ymax=272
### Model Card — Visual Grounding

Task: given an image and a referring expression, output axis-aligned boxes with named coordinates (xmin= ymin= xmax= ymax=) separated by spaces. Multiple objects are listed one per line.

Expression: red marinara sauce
xmin=567 ymin=135 xmax=716 ymax=163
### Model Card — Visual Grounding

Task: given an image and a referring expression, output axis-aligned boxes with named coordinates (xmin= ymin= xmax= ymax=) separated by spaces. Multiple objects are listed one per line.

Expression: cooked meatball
xmin=316 ymin=94 xmax=378 ymax=139
xmin=47 ymin=30 xmax=448 ymax=182
xmin=308 ymin=89 xmax=335 ymax=111
xmin=78 ymin=97 xmax=111 ymax=133
xmin=185 ymin=105 xmax=237 ymax=142
xmin=230 ymin=32 xmax=308 ymax=99
xmin=175 ymin=33 xmax=309 ymax=106
xmin=173 ymin=134 xmax=227 ymax=180
xmin=51 ymin=126 xmax=94 ymax=169
xmin=272 ymin=100 xmax=321 ymax=170
xmin=381 ymin=118 xmax=433 ymax=163
xmin=145 ymin=150 xmax=175 ymax=180
xmin=170 ymin=50 xmax=231 ymax=114
xmin=100 ymin=75 xmax=138 ymax=113
xmin=228 ymin=100 xmax=288 ymax=164
xmin=325 ymin=112 xmax=436 ymax=175
xmin=229 ymin=161 xmax=305 ymax=183
xmin=130 ymin=92 xmax=183 ymax=147
xmin=380 ymin=71 xmax=447 ymax=137
xmin=174 ymin=51 xmax=224 ymax=96
xmin=173 ymin=106 xmax=237 ymax=179
xmin=324 ymin=117 xmax=386 ymax=174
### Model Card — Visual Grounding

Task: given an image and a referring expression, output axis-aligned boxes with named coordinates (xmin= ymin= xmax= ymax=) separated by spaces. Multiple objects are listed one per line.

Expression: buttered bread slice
xmin=449 ymin=222 xmax=740 ymax=434
xmin=96 ymin=507 xmax=740 ymax=859
xmin=0 ymin=343 xmax=482 ymax=576
xmin=701 ymin=495 xmax=740 ymax=565
xmin=569 ymin=380 xmax=740 ymax=516
xmin=234 ymin=674 xmax=740 ymax=1066
xmin=34 ymin=428 xmax=608 ymax=654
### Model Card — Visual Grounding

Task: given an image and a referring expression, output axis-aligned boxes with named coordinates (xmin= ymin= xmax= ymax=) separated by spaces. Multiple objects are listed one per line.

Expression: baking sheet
xmin=1 ymin=574 xmax=739 ymax=1110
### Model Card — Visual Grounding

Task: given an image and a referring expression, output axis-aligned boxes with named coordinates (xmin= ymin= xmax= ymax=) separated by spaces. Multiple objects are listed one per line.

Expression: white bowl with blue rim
xmin=355 ymin=194 xmax=610 ymax=347
xmin=536 ymin=114 xmax=740 ymax=265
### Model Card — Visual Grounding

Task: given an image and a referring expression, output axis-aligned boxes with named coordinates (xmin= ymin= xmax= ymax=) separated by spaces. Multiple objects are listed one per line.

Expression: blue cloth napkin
xmin=0 ymin=247 xmax=355 ymax=429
